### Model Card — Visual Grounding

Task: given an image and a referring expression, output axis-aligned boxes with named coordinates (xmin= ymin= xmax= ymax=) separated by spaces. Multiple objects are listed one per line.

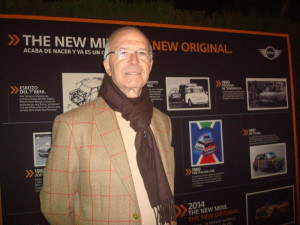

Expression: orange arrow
xmin=10 ymin=86 xmax=19 ymax=94
xmin=243 ymin=129 xmax=249 ymax=136
xmin=175 ymin=205 xmax=181 ymax=218
xmin=185 ymin=168 xmax=192 ymax=176
xmin=13 ymin=34 xmax=20 ymax=45
xmin=176 ymin=204 xmax=187 ymax=218
xmin=25 ymin=169 xmax=34 ymax=178
xmin=216 ymin=80 xmax=222 ymax=87
xmin=8 ymin=34 xmax=14 ymax=45
xmin=8 ymin=34 xmax=20 ymax=46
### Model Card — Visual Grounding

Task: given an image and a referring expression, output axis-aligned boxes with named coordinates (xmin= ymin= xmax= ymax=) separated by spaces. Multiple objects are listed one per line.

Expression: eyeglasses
xmin=104 ymin=48 xmax=152 ymax=60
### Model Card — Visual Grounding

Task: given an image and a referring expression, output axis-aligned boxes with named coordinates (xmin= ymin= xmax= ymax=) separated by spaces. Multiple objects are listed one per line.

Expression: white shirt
xmin=116 ymin=112 xmax=156 ymax=225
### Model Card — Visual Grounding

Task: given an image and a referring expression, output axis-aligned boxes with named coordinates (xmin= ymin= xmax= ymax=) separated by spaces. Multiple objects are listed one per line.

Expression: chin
xmin=125 ymin=85 xmax=143 ymax=90
xmin=125 ymin=80 xmax=145 ymax=88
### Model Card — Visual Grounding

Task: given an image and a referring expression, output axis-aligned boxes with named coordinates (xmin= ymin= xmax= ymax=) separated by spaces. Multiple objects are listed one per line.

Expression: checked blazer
xmin=40 ymin=97 xmax=176 ymax=225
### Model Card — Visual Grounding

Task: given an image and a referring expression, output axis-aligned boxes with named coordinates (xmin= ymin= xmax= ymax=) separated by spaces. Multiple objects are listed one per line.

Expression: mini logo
xmin=258 ymin=46 xmax=282 ymax=60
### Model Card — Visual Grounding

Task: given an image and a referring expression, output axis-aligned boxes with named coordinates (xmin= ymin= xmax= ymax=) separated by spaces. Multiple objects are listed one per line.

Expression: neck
xmin=123 ymin=88 xmax=142 ymax=98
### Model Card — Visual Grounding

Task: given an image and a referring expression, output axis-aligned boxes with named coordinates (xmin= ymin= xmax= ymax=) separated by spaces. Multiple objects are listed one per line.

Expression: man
xmin=40 ymin=26 xmax=177 ymax=225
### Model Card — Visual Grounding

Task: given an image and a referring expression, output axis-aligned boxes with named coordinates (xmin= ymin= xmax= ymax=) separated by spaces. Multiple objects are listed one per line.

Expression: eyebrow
xmin=117 ymin=47 xmax=149 ymax=51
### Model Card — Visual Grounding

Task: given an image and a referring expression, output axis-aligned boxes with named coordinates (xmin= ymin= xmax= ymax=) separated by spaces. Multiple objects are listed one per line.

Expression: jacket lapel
xmin=92 ymin=97 xmax=139 ymax=207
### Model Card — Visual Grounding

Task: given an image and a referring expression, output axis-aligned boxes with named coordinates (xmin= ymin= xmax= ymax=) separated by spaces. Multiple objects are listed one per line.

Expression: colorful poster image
xmin=62 ymin=73 xmax=105 ymax=112
xmin=189 ymin=120 xmax=224 ymax=167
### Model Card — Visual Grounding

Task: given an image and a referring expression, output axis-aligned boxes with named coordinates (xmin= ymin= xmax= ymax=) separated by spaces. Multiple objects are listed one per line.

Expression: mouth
xmin=125 ymin=71 xmax=141 ymax=75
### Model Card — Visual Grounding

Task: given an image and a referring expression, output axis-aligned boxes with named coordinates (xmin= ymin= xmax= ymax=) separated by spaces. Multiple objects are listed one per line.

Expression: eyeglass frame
xmin=104 ymin=48 xmax=153 ymax=60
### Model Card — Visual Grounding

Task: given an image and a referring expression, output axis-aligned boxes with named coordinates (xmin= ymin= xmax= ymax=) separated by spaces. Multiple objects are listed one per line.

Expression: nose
xmin=128 ymin=52 xmax=139 ymax=64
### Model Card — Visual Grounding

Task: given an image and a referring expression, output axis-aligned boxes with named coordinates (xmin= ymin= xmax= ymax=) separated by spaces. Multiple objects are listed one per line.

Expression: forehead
xmin=110 ymin=29 xmax=150 ymax=50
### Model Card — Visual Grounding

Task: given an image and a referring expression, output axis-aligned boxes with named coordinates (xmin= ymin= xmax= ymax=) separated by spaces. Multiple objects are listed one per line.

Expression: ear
xmin=150 ymin=59 xmax=154 ymax=71
xmin=103 ymin=60 xmax=112 ymax=76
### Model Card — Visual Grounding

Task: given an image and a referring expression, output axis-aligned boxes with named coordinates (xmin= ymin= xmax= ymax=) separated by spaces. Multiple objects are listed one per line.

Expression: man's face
xmin=103 ymin=29 xmax=153 ymax=98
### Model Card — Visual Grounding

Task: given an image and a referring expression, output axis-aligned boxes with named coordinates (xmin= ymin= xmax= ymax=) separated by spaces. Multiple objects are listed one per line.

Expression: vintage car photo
xmin=246 ymin=78 xmax=288 ymax=111
xmin=250 ymin=143 xmax=287 ymax=179
xmin=179 ymin=83 xmax=209 ymax=107
xmin=168 ymin=88 xmax=181 ymax=102
xmin=166 ymin=77 xmax=211 ymax=111
xmin=253 ymin=152 xmax=285 ymax=172
xmin=33 ymin=132 xmax=52 ymax=167
xmin=38 ymin=141 xmax=51 ymax=157
xmin=259 ymin=86 xmax=286 ymax=105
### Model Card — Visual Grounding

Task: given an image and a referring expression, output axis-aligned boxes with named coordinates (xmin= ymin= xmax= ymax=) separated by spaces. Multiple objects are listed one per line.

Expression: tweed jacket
xmin=40 ymin=97 xmax=176 ymax=225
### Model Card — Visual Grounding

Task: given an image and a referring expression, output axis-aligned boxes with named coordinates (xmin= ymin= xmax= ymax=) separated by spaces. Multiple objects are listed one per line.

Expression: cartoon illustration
xmin=69 ymin=77 xmax=102 ymax=106
xmin=62 ymin=73 xmax=105 ymax=112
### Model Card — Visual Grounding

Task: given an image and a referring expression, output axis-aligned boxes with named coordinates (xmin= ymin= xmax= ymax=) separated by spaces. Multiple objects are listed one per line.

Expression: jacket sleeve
xmin=40 ymin=113 xmax=79 ymax=224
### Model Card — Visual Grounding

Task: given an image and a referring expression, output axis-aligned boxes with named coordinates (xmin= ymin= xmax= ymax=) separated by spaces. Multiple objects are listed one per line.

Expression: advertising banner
xmin=0 ymin=15 xmax=298 ymax=225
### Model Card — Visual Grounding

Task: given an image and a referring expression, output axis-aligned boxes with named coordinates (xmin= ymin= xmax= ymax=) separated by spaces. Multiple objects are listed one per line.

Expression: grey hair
xmin=103 ymin=26 xmax=153 ymax=60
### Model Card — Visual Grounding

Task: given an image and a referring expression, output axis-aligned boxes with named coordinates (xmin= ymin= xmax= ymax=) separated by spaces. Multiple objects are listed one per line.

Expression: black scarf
xmin=99 ymin=75 xmax=176 ymax=224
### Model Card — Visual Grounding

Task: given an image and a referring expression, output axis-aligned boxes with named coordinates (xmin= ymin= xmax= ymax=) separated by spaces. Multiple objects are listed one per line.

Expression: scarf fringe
xmin=153 ymin=199 xmax=176 ymax=225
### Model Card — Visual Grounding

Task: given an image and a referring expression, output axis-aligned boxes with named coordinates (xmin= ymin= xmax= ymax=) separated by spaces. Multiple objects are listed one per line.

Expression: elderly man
xmin=40 ymin=26 xmax=176 ymax=225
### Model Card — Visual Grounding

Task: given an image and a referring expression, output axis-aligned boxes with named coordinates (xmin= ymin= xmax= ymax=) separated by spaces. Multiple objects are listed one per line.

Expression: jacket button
xmin=133 ymin=213 xmax=139 ymax=220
